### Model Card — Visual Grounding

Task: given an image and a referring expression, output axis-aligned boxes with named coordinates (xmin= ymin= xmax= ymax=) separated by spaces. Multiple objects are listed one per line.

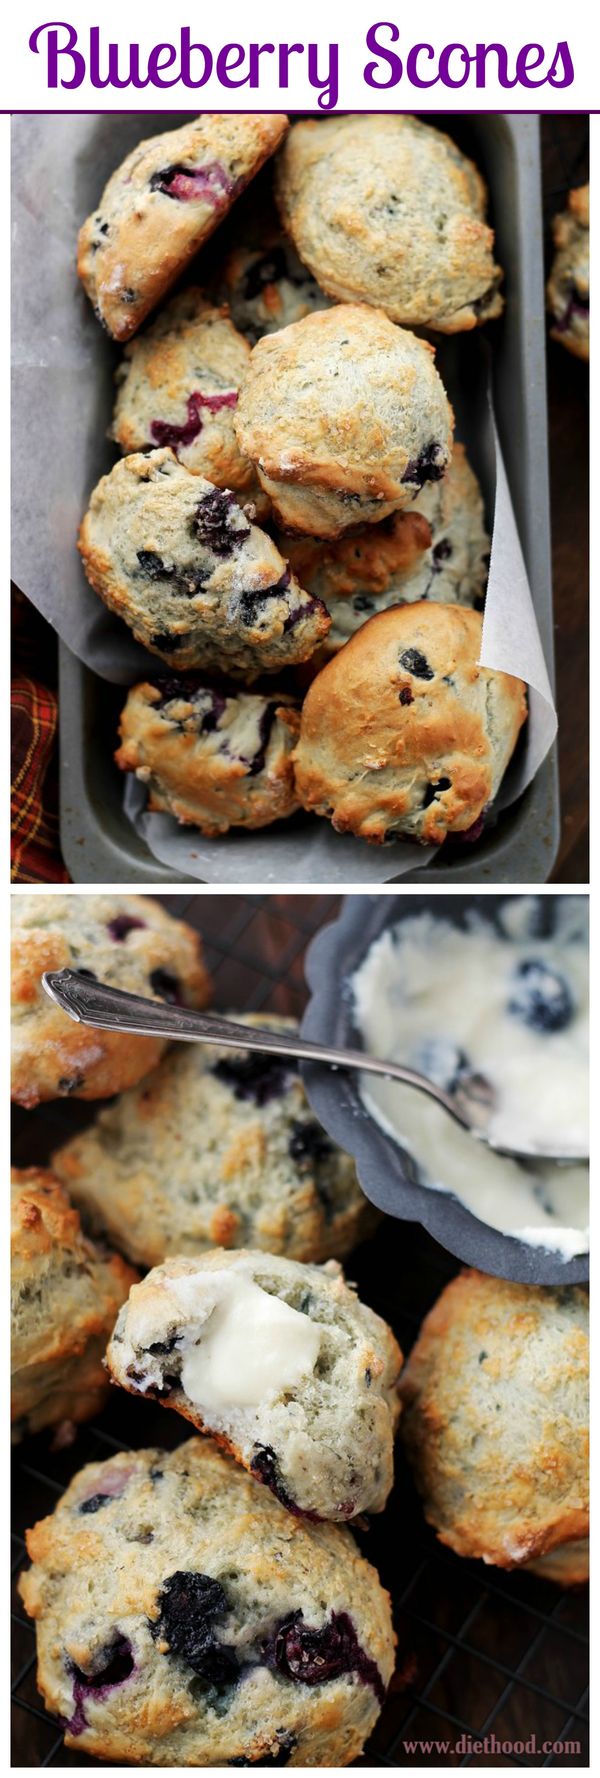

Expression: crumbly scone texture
xmin=292 ymin=602 xmax=527 ymax=845
xmin=547 ymin=184 xmax=589 ymax=361
xmin=19 ymin=1437 xmax=395 ymax=1765
xmin=399 ymin=1269 xmax=589 ymax=1571
xmin=234 ymin=304 xmax=454 ymax=537
xmin=78 ymin=449 xmax=330 ymax=676
xmin=221 ymin=235 xmax=332 ymax=343
xmin=106 ymin=1250 xmax=402 ymax=1521
xmin=284 ymin=443 xmax=489 ymax=655
xmin=11 ymin=1167 xmax=137 ymax=1440
xmin=77 ymin=113 xmax=289 ymax=340
xmin=52 ymin=1014 xmax=375 ymax=1267
xmin=275 ymin=114 xmax=503 ymax=333
xmin=11 ymin=892 xmax=210 ymax=1108
xmin=112 ymin=290 xmax=268 ymax=515
xmin=115 ymin=679 xmax=300 ymax=833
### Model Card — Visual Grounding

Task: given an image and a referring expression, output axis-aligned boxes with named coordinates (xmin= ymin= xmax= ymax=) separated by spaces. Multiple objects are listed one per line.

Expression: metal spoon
xmin=42 ymin=969 xmax=587 ymax=1165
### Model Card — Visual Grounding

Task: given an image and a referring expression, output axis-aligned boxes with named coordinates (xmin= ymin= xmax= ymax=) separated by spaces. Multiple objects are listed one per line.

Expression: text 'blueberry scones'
xmin=78 ymin=450 xmax=330 ymax=676
xmin=107 ymin=1250 xmax=402 ymax=1522
xmin=52 ymin=1015 xmax=374 ymax=1267
xmin=284 ymin=444 xmax=489 ymax=655
xmin=399 ymin=1270 xmax=589 ymax=1585
xmin=19 ymin=1438 xmax=395 ymax=1764
xmin=11 ymin=893 xmax=210 ymax=1107
xmin=292 ymin=603 xmax=527 ymax=846
xmin=275 ymin=113 xmax=503 ymax=332
xmin=221 ymin=234 xmax=331 ymax=342
xmin=115 ymin=679 xmax=300 ymax=833
xmin=112 ymin=290 xmax=267 ymax=513
xmin=11 ymin=1168 xmax=137 ymax=1442
xmin=547 ymin=184 xmax=589 ymax=361
xmin=234 ymin=304 xmax=454 ymax=537
xmin=78 ymin=113 xmax=288 ymax=340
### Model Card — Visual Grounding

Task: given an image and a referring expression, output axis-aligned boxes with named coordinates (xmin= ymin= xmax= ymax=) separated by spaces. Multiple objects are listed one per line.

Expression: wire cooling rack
xmin=11 ymin=896 xmax=589 ymax=1768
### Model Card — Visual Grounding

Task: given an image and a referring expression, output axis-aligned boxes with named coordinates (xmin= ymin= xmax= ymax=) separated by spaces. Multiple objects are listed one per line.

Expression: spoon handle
xmin=42 ymin=968 xmax=471 ymax=1128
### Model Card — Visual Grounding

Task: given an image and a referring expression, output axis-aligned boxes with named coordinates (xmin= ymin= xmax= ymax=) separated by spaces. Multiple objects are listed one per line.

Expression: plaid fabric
xmin=11 ymin=592 xmax=70 ymax=882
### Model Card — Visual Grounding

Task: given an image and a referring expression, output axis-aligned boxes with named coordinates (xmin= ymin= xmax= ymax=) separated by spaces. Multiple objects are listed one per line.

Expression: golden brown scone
xmin=234 ymin=304 xmax=454 ymax=537
xmin=77 ymin=113 xmax=289 ymax=340
xmin=11 ymin=893 xmax=210 ymax=1107
xmin=52 ymin=1014 xmax=375 ymax=1269
xmin=399 ymin=1269 xmax=589 ymax=1578
xmin=292 ymin=603 xmax=527 ymax=846
xmin=18 ymin=1438 xmax=395 ymax=1764
xmin=115 ymin=679 xmax=300 ymax=834
xmin=111 ymin=289 xmax=268 ymax=515
xmin=547 ymin=184 xmax=589 ymax=361
xmin=275 ymin=114 xmax=503 ymax=332
xmin=11 ymin=1167 xmax=137 ymax=1440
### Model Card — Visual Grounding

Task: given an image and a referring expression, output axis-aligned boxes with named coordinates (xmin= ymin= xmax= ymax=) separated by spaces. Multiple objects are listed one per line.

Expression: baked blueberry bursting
xmin=153 ymin=681 xmax=227 ymax=730
xmin=150 ymin=1571 xmax=238 ymax=1683
xmin=149 ymin=968 xmax=183 ymax=1005
xmin=554 ymin=284 xmax=589 ymax=333
xmin=261 ymin=1611 xmax=385 ymax=1704
xmin=401 ymin=444 xmax=447 ymax=488
xmin=508 ymin=959 xmax=574 ymax=1034
xmin=398 ymin=686 xmax=413 ymax=705
xmin=353 ymin=595 xmax=376 ymax=613
xmin=66 ymin=1635 xmax=135 ymax=1736
xmin=150 ymin=390 xmax=239 ymax=453
xmin=241 ymin=703 xmax=277 ymax=776
xmin=432 ymin=538 xmax=452 ymax=568
xmin=288 ymin=1119 xmax=334 ymax=1173
xmin=422 ymin=776 xmax=451 ymax=807
xmin=194 ymin=489 xmax=251 ymax=555
xmin=212 ymin=1053 xmax=296 ymax=1104
xmin=242 ymin=249 xmax=289 ymax=301
xmin=399 ymin=648 xmax=434 ymax=680
xmin=107 ymin=915 xmax=147 ymax=941
xmin=136 ymin=550 xmax=175 ymax=579
xmin=149 ymin=162 xmax=236 ymax=205
xmin=78 ymin=1493 xmax=112 ymax=1515
xmin=57 ymin=1072 xmax=85 ymax=1094
xmin=250 ymin=1446 xmax=301 ymax=1515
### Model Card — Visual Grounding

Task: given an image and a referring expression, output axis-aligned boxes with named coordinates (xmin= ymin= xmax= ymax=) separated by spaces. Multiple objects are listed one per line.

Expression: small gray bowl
xmin=301 ymin=894 xmax=588 ymax=1287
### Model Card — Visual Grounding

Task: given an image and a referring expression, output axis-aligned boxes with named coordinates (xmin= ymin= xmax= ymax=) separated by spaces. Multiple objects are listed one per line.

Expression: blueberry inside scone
xmin=52 ymin=1015 xmax=375 ymax=1268
xmin=107 ymin=1250 xmax=402 ymax=1521
xmin=221 ymin=237 xmax=332 ymax=343
xmin=19 ymin=1439 xmax=395 ymax=1764
xmin=77 ymin=113 xmax=289 ymax=341
xmin=547 ymin=184 xmax=589 ymax=361
xmin=116 ymin=679 xmax=300 ymax=834
xmin=78 ymin=450 xmax=330 ymax=677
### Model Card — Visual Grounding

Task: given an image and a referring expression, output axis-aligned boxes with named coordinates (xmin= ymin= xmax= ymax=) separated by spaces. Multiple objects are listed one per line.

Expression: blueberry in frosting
xmin=19 ymin=1437 xmax=395 ymax=1764
xmin=106 ymin=1249 xmax=402 ymax=1522
xmin=78 ymin=450 xmax=330 ymax=678
xmin=77 ymin=113 xmax=289 ymax=340
xmin=115 ymin=679 xmax=300 ymax=835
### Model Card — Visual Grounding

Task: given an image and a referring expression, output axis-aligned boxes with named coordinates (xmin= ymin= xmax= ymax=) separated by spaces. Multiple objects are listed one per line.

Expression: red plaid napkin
xmin=11 ymin=592 xmax=70 ymax=882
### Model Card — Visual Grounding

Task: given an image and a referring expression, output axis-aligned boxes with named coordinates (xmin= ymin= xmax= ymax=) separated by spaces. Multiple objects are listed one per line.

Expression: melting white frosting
xmin=170 ymin=1272 xmax=322 ymax=1409
xmin=352 ymin=900 xmax=589 ymax=1258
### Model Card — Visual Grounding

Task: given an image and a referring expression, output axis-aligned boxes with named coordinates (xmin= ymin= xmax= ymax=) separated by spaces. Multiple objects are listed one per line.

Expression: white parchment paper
xmin=11 ymin=114 xmax=557 ymax=885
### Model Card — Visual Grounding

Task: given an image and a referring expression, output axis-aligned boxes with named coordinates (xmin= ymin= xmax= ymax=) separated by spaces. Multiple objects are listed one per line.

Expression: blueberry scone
xmin=399 ymin=1270 xmax=589 ymax=1583
xmin=234 ymin=305 xmax=454 ymax=537
xmin=547 ymin=184 xmax=589 ymax=361
xmin=11 ymin=893 xmax=210 ymax=1108
xmin=292 ymin=603 xmax=527 ymax=846
xmin=111 ymin=290 xmax=267 ymax=515
xmin=275 ymin=114 xmax=503 ymax=332
xmin=11 ymin=1168 xmax=137 ymax=1442
xmin=19 ymin=1438 xmax=395 ymax=1764
xmin=221 ymin=235 xmax=331 ymax=343
xmin=78 ymin=450 xmax=330 ymax=676
xmin=284 ymin=444 xmax=489 ymax=655
xmin=52 ymin=1015 xmax=374 ymax=1267
xmin=107 ymin=1250 xmax=402 ymax=1521
xmin=77 ymin=113 xmax=289 ymax=341
xmin=115 ymin=680 xmax=300 ymax=834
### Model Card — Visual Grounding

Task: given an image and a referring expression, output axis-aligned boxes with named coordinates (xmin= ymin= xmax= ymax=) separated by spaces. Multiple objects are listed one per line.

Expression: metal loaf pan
xmin=59 ymin=113 xmax=559 ymax=884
